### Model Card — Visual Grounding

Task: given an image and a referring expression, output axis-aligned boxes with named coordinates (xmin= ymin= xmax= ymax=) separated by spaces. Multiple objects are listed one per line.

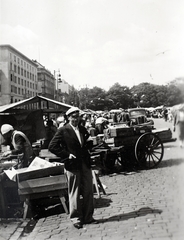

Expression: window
xmin=14 ymin=65 xmax=16 ymax=73
xmin=14 ymin=55 xmax=16 ymax=62
xmin=21 ymin=79 xmax=23 ymax=85
xmin=15 ymin=76 xmax=17 ymax=83
xmin=11 ymin=74 xmax=13 ymax=81
xmin=18 ymin=88 xmax=20 ymax=94
xmin=25 ymin=80 xmax=26 ymax=86
xmin=21 ymin=68 xmax=23 ymax=76
xmin=18 ymin=78 xmax=20 ymax=84
xmin=18 ymin=66 xmax=20 ymax=74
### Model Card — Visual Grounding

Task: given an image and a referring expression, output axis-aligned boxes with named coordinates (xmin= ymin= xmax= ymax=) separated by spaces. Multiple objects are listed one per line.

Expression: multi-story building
xmin=0 ymin=44 xmax=38 ymax=105
xmin=33 ymin=60 xmax=55 ymax=100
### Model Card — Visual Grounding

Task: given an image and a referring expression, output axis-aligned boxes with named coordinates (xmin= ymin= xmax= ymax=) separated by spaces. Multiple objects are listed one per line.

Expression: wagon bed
xmin=91 ymin=124 xmax=165 ymax=172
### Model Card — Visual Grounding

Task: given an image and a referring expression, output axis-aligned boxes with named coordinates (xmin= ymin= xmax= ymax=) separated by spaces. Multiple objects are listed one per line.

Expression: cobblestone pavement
xmin=1 ymin=119 xmax=184 ymax=240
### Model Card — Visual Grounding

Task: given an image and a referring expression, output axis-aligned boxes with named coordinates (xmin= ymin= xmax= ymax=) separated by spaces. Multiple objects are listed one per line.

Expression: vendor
xmin=0 ymin=124 xmax=34 ymax=168
xmin=95 ymin=117 xmax=109 ymax=135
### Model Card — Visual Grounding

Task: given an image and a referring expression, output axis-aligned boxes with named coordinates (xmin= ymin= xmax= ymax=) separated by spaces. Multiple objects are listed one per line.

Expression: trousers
xmin=66 ymin=160 xmax=94 ymax=223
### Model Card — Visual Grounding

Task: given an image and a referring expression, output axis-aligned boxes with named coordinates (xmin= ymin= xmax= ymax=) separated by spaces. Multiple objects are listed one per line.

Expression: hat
xmin=1 ymin=124 xmax=14 ymax=135
xmin=57 ymin=116 xmax=65 ymax=123
xmin=66 ymin=107 xmax=80 ymax=116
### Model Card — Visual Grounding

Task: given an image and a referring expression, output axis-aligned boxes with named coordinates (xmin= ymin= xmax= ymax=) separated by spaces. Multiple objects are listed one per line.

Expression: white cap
xmin=66 ymin=107 xmax=80 ymax=116
xmin=95 ymin=117 xmax=108 ymax=124
xmin=57 ymin=116 xmax=65 ymax=123
xmin=1 ymin=124 xmax=14 ymax=135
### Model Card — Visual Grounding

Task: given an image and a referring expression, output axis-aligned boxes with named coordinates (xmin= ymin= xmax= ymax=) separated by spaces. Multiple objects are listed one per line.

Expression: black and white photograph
xmin=0 ymin=0 xmax=184 ymax=239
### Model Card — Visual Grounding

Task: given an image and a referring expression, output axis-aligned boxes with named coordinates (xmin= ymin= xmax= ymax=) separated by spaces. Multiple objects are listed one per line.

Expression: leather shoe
xmin=73 ymin=222 xmax=83 ymax=229
xmin=85 ymin=218 xmax=99 ymax=224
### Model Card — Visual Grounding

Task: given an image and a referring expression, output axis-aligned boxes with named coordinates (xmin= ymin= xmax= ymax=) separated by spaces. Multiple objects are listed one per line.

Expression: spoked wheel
xmin=135 ymin=132 xmax=164 ymax=169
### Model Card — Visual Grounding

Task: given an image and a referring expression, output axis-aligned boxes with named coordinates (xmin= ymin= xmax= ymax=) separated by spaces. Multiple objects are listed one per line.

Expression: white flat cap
xmin=1 ymin=124 xmax=14 ymax=135
xmin=66 ymin=107 xmax=80 ymax=116
xmin=57 ymin=116 xmax=65 ymax=122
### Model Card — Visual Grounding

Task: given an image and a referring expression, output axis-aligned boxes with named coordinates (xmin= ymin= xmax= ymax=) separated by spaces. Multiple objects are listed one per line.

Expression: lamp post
xmin=54 ymin=70 xmax=62 ymax=101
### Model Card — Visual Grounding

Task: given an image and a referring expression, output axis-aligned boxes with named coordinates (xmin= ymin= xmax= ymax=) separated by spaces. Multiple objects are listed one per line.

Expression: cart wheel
xmin=135 ymin=132 xmax=164 ymax=169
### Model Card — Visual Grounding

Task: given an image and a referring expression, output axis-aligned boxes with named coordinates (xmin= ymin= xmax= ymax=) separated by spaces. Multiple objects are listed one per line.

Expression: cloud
xmin=0 ymin=24 xmax=40 ymax=59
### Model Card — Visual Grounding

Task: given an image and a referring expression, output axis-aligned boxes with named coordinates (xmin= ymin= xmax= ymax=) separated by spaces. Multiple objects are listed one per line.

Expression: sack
xmin=179 ymin=111 xmax=184 ymax=122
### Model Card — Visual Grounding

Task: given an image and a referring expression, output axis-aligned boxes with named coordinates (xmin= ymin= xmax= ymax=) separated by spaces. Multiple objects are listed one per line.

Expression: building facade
xmin=0 ymin=44 xmax=74 ymax=106
xmin=0 ymin=45 xmax=39 ymax=105
xmin=33 ymin=60 xmax=55 ymax=100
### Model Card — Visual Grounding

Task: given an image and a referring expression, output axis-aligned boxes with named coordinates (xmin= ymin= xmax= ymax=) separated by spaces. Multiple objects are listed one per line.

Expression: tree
xmin=79 ymin=86 xmax=107 ymax=110
xmin=168 ymin=78 xmax=184 ymax=103
xmin=107 ymin=83 xmax=133 ymax=109
xmin=165 ymin=84 xmax=183 ymax=106
xmin=67 ymin=85 xmax=78 ymax=106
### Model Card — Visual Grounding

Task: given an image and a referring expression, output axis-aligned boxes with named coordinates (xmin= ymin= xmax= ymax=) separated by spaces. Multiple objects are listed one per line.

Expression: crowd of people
xmin=43 ymin=109 xmax=130 ymax=138
xmin=0 ymin=104 xmax=184 ymax=227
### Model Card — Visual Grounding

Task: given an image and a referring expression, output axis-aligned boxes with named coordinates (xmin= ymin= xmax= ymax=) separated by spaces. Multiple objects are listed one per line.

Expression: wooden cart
xmin=91 ymin=125 xmax=164 ymax=172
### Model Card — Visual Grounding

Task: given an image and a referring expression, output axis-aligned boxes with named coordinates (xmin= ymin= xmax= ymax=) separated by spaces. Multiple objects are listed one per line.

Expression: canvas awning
xmin=0 ymin=95 xmax=72 ymax=114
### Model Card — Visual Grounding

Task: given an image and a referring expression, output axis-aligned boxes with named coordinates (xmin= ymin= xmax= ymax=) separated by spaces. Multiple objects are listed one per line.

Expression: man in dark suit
xmin=49 ymin=107 xmax=98 ymax=229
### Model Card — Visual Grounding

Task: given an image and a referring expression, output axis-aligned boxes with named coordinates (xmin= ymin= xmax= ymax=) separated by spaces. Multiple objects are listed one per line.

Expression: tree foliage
xmin=66 ymin=79 xmax=184 ymax=110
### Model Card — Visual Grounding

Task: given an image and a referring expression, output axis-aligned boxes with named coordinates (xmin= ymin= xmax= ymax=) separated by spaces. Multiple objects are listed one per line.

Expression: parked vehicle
xmin=127 ymin=108 xmax=154 ymax=127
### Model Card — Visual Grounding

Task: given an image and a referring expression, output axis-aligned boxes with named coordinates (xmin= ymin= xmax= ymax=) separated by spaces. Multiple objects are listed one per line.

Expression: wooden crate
xmin=152 ymin=128 xmax=172 ymax=141
xmin=17 ymin=165 xmax=68 ymax=219
xmin=104 ymin=127 xmax=134 ymax=138
xmin=105 ymin=135 xmax=139 ymax=147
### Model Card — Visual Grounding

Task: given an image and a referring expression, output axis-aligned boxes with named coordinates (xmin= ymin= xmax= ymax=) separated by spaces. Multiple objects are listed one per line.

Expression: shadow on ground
xmin=96 ymin=207 xmax=162 ymax=223
xmin=94 ymin=197 xmax=112 ymax=208
xmin=157 ymin=158 xmax=184 ymax=169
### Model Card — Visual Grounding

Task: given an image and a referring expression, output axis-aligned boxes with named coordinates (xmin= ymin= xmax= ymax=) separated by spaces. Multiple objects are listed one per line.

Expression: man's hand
xmin=69 ymin=154 xmax=76 ymax=159
xmin=2 ymin=150 xmax=12 ymax=157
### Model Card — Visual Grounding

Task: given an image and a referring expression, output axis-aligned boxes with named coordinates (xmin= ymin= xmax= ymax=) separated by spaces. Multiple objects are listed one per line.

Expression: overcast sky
xmin=1 ymin=0 xmax=184 ymax=90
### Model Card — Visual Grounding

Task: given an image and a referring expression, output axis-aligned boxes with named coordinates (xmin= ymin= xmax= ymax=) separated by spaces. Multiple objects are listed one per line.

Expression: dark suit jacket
xmin=48 ymin=123 xmax=91 ymax=171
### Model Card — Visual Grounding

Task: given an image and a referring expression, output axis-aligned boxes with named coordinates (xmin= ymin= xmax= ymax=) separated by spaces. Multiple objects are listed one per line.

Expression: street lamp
xmin=54 ymin=70 xmax=62 ymax=101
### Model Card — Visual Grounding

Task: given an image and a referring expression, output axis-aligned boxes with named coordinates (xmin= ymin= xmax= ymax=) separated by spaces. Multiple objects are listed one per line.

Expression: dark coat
xmin=48 ymin=123 xmax=91 ymax=171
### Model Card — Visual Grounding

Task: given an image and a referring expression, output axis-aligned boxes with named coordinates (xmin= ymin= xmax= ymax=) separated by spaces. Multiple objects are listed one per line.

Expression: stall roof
xmin=0 ymin=95 xmax=72 ymax=113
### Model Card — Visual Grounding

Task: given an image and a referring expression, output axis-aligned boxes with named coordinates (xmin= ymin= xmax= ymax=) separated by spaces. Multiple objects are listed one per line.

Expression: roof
xmin=0 ymin=95 xmax=72 ymax=113
xmin=128 ymin=108 xmax=146 ymax=112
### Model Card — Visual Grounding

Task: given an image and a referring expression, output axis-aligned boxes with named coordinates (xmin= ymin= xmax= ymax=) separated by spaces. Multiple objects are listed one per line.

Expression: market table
xmin=39 ymin=149 xmax=106 ymax=198
xmin=0 ymin=158 xmax=21 ymax=218
xmin=17 ymin=165 xmax=68 ymax=219
xmin=39 ymin=149 xmax=61 ymax=162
